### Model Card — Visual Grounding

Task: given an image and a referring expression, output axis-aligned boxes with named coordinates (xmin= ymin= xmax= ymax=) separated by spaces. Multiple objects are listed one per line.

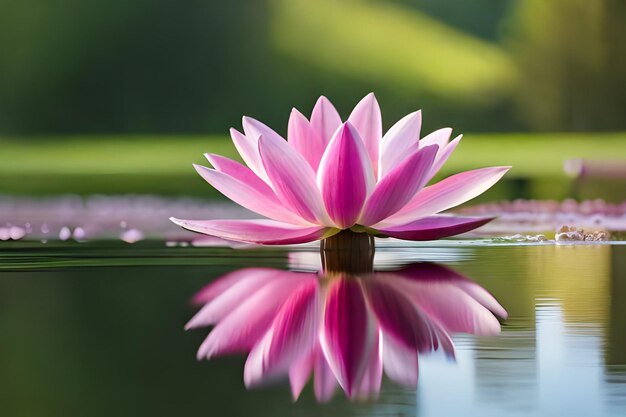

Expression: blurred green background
xmin=1 ymin=0 xmax=625 ymax=199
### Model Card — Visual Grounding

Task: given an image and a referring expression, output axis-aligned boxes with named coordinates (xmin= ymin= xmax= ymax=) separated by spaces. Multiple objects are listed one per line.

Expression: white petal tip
xmin=169 ymin=217 xmax=184 ymax=227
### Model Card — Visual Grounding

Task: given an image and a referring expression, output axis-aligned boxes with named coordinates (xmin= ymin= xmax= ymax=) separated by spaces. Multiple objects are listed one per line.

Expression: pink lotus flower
xmin=171 ymin=94 xmax=510 ymax=244
xmin=187 ymin=263 xmax=507 ymax=401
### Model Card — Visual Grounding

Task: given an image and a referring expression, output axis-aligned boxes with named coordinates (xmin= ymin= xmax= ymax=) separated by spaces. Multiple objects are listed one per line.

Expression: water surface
xmin=1 ymin=242 xmax=625 ymax=416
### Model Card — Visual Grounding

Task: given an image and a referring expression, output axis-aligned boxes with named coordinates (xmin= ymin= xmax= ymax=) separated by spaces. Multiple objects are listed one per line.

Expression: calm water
xmin=1 ymin=242 xmax=625 ymax=417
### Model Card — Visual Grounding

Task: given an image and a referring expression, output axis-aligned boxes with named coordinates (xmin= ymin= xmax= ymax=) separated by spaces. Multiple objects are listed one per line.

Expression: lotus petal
xmin=359 ymin=145 xmax=438 ymax=226
xmin=424 ymin=133 xmax=462 ymax=183
xmin=348 ymin=93 xmax=381 ymax=176
xmin=377 ymin=215 xmax=494 ymax=241
xmin=420 ymin=127 xmax=452 ymax=150
xmin=381 ymin=166 xmax=511 ymax=226
xmin=288 ymin=108 xmax=326 ymax=171
xmin=193 ymin=164 xmax=304 ymax=225
xmin=259 ymin=135 xmax=333 ymax=226
xmin=229 ymin=127 xmax=268 ymax=183
xmin=317 ymin=122 xmax=375 ymax=228
xmin=170 ymin=218 xmax=336 ymax=245
xmin=379 ymin=110 xmax=421 ymax=178
xmin=310 ymin=96 xmax=342 ymax=145
xmin=205 ymin=153 xmax=272 ymax=194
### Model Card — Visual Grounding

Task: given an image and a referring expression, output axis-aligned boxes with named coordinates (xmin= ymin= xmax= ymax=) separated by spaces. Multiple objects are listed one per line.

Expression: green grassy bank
xmin=1 ymin=133 xmax=625 ymax=200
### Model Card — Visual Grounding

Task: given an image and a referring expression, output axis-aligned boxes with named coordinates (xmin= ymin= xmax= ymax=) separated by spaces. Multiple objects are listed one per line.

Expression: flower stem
xmin=320 ymin=230 xmax=375 ymax=274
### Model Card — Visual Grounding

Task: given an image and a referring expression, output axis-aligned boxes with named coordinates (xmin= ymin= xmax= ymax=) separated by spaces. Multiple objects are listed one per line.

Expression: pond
xmin=1 ymin=241 xmax=625 ymax=417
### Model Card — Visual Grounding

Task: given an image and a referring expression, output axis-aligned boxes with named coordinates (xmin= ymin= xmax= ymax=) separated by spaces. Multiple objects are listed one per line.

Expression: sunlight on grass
xmin=270 ymin=0 xmax=517 ymax=103
xmin=3 ymin=133 xmax=624 ymax=179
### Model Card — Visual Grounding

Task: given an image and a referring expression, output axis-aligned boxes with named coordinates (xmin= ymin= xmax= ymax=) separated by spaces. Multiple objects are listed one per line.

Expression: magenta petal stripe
xmin=320 ymin=277 xmax=375 ymax=397
xmin=192 ymin=164 xmax=304 ymax=225
xmin=394 ymin=263 xmax=508 ymax=319
xmin=169 ymin=218 xmax=336 ymax=245
xmin=366 ymin=279 xmax=439 ymax=352
xmin=317 ymin=123 xmax=375 ymax=228
xmin=288 ymin=108 xmax=326 ymax=171
xmin=258 ymin=135 xmax=334 ymax=226
xmin=348 ymin=93 xmax=382 ymax=177
xmin=397 ymin=280 xmax=502 ymax=336
xmin=381 ymin=166 xmax=511 ymax=226
xmin=310 ymin=96 xmax=342 ymax=145
xmin=377 ymin=215 xmax=494 ymax=241
xmin=359 ymin=145 xmax=438 ymax=226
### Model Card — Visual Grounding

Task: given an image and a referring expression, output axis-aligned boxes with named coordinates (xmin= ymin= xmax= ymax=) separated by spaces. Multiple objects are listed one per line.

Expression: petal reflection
xmin=187 ymin=262 xmax=506 ymax=402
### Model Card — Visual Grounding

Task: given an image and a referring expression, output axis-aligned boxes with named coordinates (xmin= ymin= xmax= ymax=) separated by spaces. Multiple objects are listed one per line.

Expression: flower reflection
xmin=187 ymin=263 xmax=507 ymax=402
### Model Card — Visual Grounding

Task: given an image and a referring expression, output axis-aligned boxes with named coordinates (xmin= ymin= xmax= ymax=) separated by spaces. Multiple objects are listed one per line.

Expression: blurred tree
xmin=0 ymin=0 xmax=275 ymax=134
xmin=510 ymin=0 xmax=626 ymax=131
xmin=0 ymin=0 xmax=518 ymax=135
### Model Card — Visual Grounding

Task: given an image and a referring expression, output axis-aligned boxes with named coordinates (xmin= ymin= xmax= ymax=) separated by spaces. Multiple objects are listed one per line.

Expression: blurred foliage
xmin=0 ymin=0 xmax=623 ymax=134
xmin=510 ymin=0 xmax=626 ymax=131
xmin=0 ymin=0 xmax=517 ymax=135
